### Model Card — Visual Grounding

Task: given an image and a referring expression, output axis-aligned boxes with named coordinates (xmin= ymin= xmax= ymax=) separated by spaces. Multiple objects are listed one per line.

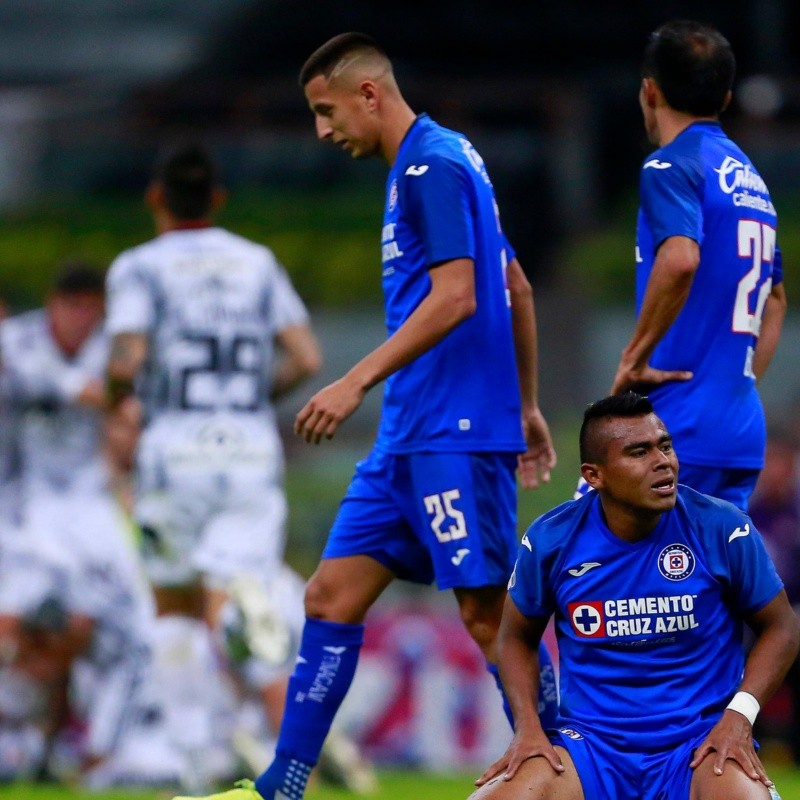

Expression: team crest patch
xmin=657 ymin=543 xmax=695 ymax=581
xmin=388 ymin=179 xmax=398 ymax=211
xmin=559 ymin=728 xmax=584 ymax=741
xmin=568 ymin=601 xmax=604 ymax=638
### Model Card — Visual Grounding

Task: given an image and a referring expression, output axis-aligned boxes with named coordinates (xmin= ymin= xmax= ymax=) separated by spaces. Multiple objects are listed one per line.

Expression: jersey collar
xmin=395 ymin=113 xmax=432 ymax=166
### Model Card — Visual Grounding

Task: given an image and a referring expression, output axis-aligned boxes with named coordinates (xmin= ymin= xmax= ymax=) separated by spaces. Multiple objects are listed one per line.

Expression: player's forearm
xmin=752 ymin=285 xmax=787 ymax=381
xmin=106 ymin=333 xmax=148 ymax=408
xmin=739 ymin=592 xmax=800 ymax=708
xmin=347 ymin=259 xmax=476 ymax=392
xmin=621 ymin=238 xmax=698 ymax=368
xmin=507 ymin=259 xmax=540 ymax=411
xmin=497 ymin=602 xmax=549 ymax=733
xmin=499 ymin=636 xmax=544 ymax=733
xmin=271 ymin=324 xmax=323 ymax=400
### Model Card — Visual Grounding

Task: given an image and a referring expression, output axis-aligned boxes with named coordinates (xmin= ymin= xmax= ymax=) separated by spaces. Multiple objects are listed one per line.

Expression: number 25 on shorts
xmin=423 ymin=489 xmax=468 ymax=543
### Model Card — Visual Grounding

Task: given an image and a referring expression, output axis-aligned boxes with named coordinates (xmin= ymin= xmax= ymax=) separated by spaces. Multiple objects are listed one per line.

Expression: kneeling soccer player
xmin=471 ymin=393 xmax=799 ymax=800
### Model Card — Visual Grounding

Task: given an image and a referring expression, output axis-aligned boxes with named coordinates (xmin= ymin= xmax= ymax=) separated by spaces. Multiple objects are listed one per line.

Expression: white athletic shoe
xmin=317 ymin=729 xmax=378 ymax=795
xmin=225 ymin=574 xmax=293 ymax=667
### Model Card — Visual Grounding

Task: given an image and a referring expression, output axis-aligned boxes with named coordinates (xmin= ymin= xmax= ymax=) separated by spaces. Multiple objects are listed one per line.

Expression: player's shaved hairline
xmin=300 ymin=32 xmax=392 ymax=88
xmin=580 ymin=393 xmax=656 ymax=464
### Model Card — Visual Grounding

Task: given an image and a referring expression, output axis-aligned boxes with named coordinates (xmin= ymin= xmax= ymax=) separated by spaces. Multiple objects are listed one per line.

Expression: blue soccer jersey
xmin=637 ymin=122 xmax=782 ymax=469
xmin=376 ymin=114 xmax=524 ymax=454
xmin=509 ymin=486 xmax=783 ymax=750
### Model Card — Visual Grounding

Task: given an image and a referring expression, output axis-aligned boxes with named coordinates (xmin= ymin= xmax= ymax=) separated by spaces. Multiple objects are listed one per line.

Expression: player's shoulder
xmin=400 ymin=115 xmax=471 ymax=172
xmin=107 ymin=236 xmax=160 ymax=278
xmin=526 ymin=492 xmax=595 ymax=550
xmin=208 ymin=226 xmax=283 ymax=275
xmin=1 ymin=308 xmax=47 ymax=348
xmin=676 ymin=484 xmax=750 ymax=537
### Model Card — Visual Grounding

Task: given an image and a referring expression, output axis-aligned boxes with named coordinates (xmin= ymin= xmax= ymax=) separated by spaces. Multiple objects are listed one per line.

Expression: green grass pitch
xmin=4 ymin=765 xmax=800 ymax=800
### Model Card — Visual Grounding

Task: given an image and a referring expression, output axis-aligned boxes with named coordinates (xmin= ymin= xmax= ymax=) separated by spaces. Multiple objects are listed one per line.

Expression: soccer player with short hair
xmin=175 ymin=31 xmax=559 ymax=800
xmin=472 ymin=393 xmax=800 ymax=800
xmin=607 ymin=20 xmax=786 ymax=511
xmin=0 ymin=260 xmax=107 ymax=523
xmin=104 ymin=142 xmax=324 ymax=781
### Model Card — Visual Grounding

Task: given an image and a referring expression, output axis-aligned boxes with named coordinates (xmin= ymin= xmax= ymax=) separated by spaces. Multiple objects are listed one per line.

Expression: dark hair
xmin=153 ymin=141 xmax=217 ymax=220
xmin=642 ymin=19 xmax=735 ymax=116
xmin=579 ymin=392 xmax=654 ymax=463
xmin=299 ymin=32 xmax=387 ymax=87
xmin=52 ymin=259 xmax=105 ymax=295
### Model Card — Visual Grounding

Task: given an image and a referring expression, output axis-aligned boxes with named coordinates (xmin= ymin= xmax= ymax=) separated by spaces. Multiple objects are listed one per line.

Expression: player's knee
xmin=303 ymin=573 xmax=366 ymax=624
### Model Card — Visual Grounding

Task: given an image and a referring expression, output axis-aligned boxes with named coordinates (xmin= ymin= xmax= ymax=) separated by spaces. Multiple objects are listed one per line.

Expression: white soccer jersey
xmin=105 ymin=227 xmax=308 ymax=424
xmin=105 ymin=227 xmax=309 ymax=585
xmin=0 ymin=309 xmax=107 ymax=502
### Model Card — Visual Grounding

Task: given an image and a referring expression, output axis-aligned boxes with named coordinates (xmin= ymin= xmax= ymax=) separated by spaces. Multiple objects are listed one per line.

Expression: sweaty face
xmin=304 ymin=74 xmax=380 ymax=160
xmin=589 ymin=413 xmax=679 ymax=515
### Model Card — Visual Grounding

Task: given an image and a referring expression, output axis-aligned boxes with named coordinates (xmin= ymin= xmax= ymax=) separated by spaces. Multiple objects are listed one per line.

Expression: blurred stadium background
xmin=2 ymin=0 xmax=800 ymax=796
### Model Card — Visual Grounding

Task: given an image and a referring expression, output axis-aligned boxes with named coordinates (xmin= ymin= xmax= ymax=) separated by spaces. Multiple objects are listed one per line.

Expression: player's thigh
xmin=689 ymin=757 xmax=773 ymax=800
xmin=469 ymin=748 xmax=584 ymax=800
xmin=398 ymin=451 xmax=519 ymax=591
xmin=134 ymin=432 xmax=212 ymax=587
xmin=323 ymin=447 xmax=435 ymax=586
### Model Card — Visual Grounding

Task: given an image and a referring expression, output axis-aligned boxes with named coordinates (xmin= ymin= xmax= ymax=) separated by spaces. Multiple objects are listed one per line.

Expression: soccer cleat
xmin=172 ymin=778 xmax=269 ymax=800
xmin=224 ymin=574 xmax=293 ymax=667
xmin=317 ymin=729 xmax=378 ymax=795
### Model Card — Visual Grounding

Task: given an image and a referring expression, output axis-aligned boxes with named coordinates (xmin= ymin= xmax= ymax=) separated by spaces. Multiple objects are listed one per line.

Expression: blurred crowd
xmin=749 ymin=429 xmax=800 ymax=762
xmin=0 ymin=261 xmax=375 ymax=792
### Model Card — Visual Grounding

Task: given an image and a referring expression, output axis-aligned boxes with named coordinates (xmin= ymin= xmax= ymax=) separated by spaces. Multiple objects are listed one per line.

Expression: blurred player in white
xmin=0 ymin=262 xmax=107 ymax=526
xmin=0 ymin=482 xmax=185 ymax=788
xmin=104 ymin=142 xmax=363 ymax=785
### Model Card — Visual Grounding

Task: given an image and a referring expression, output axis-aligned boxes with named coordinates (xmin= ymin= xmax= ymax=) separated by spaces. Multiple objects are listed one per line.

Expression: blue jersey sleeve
xmin=508 ymin=523 xmax=557 ymax=619
xmin=702 ymin=505 xmax=784 ymax=615
xmin=640 ymin=156 xmax=704 ymax=250
xmin=403 ymin=153 xmax=475 ymax=267
xmin=502 ymin=232 xmax=516 ymax=265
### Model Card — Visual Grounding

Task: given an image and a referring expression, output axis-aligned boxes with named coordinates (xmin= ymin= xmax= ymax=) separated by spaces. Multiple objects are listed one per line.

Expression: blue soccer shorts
xmin=323 ymin=446 xmax=518 ymax=589
xmin=677 ymin=463 xmax=761 ymax=512
xmin=550 ymin=724 xmax=752 ymax=800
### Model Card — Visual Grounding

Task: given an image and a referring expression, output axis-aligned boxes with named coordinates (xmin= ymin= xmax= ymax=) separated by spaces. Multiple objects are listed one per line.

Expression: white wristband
xmin=726 ymin=691 xmax=760 ymax=726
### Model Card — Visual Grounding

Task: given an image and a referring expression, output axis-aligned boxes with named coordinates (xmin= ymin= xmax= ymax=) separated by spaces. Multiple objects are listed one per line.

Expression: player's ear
xmin=360 ymin=79 xmax=379 ymax=111
xmin=641 ymin=77 xmax=659 ymax=110
xmin=720 ymin=89 xmax=732 ymax=114
xmin=581 ymin=462 xmax=603 ymax=491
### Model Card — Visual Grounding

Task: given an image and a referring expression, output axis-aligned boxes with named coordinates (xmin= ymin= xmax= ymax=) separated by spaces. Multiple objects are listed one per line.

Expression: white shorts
xmin=135 ymin=414 xmax=288 ymax=587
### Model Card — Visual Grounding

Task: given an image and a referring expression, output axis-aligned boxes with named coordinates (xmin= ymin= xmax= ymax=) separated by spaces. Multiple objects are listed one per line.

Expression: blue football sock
xmin=486 ymin=662 xmax=514 ymax=728
xmin=255 ymin=617 xmax=364 ymax=800
xmin=487 ymin=643 xmax=558 ymax=732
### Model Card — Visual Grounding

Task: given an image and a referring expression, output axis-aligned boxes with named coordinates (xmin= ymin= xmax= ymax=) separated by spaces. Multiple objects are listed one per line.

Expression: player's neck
xmin=599 ymin=500 xmax=663 ymax=543
xmin=381 ymin=103 xmax=419 ymax=165
xmin=155 ymin=210 xmax=213 ymax=234
xmin=655 ymin=109 xmax=718 ymax=147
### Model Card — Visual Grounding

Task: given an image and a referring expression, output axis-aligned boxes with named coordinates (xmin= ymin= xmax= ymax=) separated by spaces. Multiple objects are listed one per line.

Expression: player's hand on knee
xmin=689 ymin=710 xmax=773 ymax=788
xmin=475 ymin=729 xmax=564 ymax=786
